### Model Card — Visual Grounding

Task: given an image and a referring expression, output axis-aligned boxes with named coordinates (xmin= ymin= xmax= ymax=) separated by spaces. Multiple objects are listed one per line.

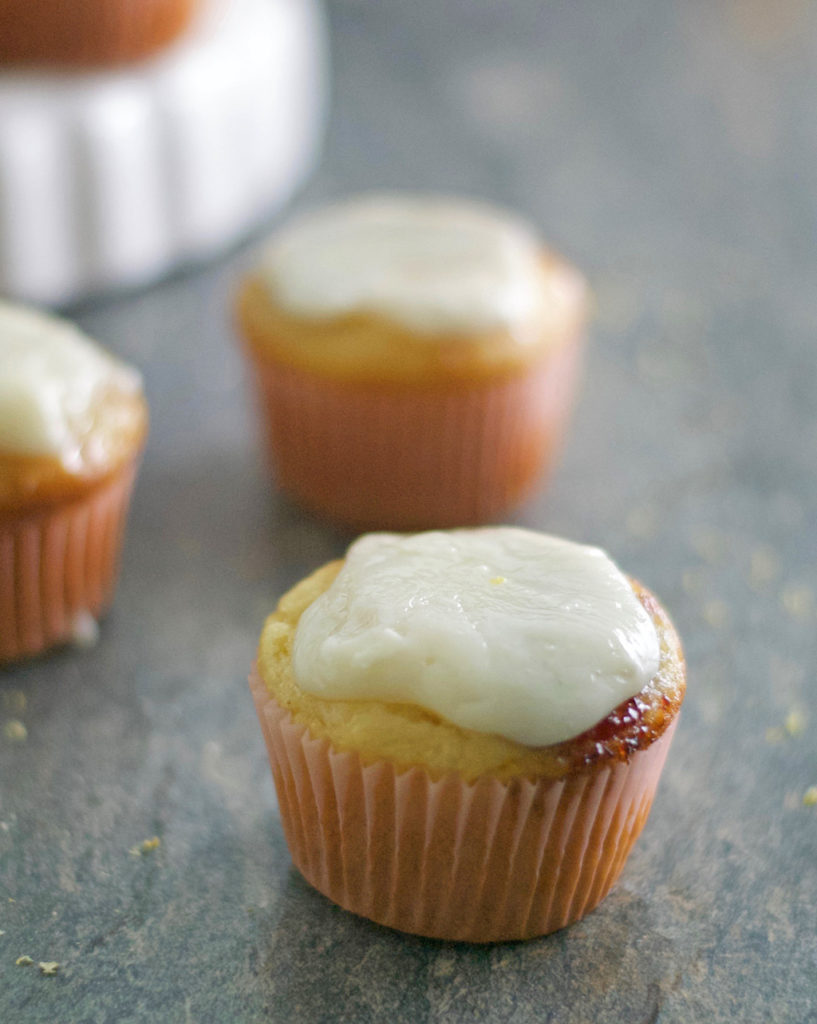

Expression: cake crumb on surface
xmin=749 ymin=546 xmax=779 ymax=589
xmin=780 ymin=584 xmax=815 ymax=621
xmin=3 ymin=720 xmax=27 ymax=743
xmin=681 ymin=568 xmax=706 ymax=595
xmin=690 ymin=526 xmax=728 ymax=564
xmin=1 ymin=691 xmax=26 ymax=714
xmin=785 ymin=710 xmax=806 ymax=737
xmin=15 ymin=955 xmax=34 ymax=967
xmin=38 ymin=961 xmax=59 ymax=976
xmin=625 ymin=505 xmax=658 ymax=539
xmin=70 ymin=611 xmax=100 ymax=649
xmin=130 ymin=836 xmax=161 ymax=856
xmin=803 ymin=787 xmax=817 ymax=807
xmin=702 ymin=599 xmax=730 ymax=629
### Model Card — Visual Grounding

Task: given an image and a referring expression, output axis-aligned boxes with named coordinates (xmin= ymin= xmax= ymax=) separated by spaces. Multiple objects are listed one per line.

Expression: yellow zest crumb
xmin=785 ymin=710 xmax=806 ymax=737
xmin=130 ymin=836 xmax=161 ymax=856
xmin=489 ymin=576 xmax=505 ymax=585
xmin=702 ymin=599 xmax=730 ymax=629
xmin=690 ymin=527 xmax=727 ymax=564
xmin=38 ymin=961 xmax=59 ymax=976
xmin=749 ymin=546 xmax=779 ymax=589
xmin=681 ymin=568 xmax=706 ymax=596
xmin=803 ymin=787 xmax=817 ymax=807
xmin=1 ymin=691 xmax=26 ymax=714
xmin=15 ymin=955 xmax=34 ymax=967
xmin=3 ymin=720 xmax=27 ymax=743
xmin=625 ymin=506 xmax=658 ymax=540
xmin=765 ymin=726 xmax=784 ymax=744
xmin=780 ymin=584 xmax=815 ymax=621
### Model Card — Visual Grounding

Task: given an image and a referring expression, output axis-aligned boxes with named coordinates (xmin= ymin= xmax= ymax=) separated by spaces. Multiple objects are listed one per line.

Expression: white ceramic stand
xmin=0 ymin=0 xmax=327 ymax=305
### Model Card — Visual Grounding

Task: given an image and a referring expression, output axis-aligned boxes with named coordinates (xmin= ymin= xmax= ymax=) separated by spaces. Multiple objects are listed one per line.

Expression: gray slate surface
xmin=2 ymin=0 xmax=817 ymax=1021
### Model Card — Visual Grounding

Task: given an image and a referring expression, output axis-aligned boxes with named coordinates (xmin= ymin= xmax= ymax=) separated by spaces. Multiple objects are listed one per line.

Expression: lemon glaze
xmin=292 ymin=528 xmax=661 ymax=747
xmin=0 ymin=302 xmax=141 ymax=471
xmin=257 ymin=194 xmax=582 ymax=343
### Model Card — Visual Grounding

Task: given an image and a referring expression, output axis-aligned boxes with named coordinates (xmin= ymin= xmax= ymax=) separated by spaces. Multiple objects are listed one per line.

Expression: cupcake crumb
xmin=780 ymin=584 xmax=815 ymax=622
xmin=489 ymin=576 xmax=506 ymax=585
xmin=15 ymin=955 xmax=34 ymax=967
xmin=1 ymin=691 xmax=26 ymax=714
xmin=748 ymin=546 xmax=779 ymax=589
xmin=38 ymin=961 xmax=60 ymax=976
xmin=681 ymin=568 xmax=706 ymax=595
xmin=803 ymin=787 xmax=817 ymax=807
xmin=130 ymin=836 xmax=161 ymax=856
xmin=70 ymin=611 xmax=100 ymax=649
xmin=702 ymin=599 xmax=730 ymax=630
xmin=625 ymin=505 xmax=658 ymax=540
xmin=3 ymin=720 xmax=27 ymax=743
xmin=785 ymin=710 xmax=806 ymax=737
xmin=690 ymin=527 xmax=728 ymax=564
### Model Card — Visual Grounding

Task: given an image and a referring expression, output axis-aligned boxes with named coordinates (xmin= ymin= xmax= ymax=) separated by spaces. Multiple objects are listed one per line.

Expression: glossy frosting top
xmin=0 ymin=302 xmax=142 ymax=470
xmin=292 ymin=528 xmax=661 ymax=747
xmin=257 ymin=194 xmax=572 ymax=340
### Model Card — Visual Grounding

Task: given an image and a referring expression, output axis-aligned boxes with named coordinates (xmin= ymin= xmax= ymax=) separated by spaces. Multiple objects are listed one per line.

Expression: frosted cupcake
xmin=0 ymin=303 xmax=147 ymax=663
xmin=0 ymin=0 xmax=198 ymax=67
xmin=236 ymin=195 xmax=586 ymax=530
xmin=250 ymin=527 xmax=685 ymax=942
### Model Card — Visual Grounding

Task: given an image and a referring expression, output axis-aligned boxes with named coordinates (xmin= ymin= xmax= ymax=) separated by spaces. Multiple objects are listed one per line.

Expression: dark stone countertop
xmin=2 ymin=1 xmax=816 ymax=1021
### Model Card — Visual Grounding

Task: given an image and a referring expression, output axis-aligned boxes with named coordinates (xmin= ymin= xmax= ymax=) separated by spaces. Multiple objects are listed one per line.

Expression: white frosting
xmin=292 ymin=528 xmax=661 ymax=747
xmin=258 ymin=195 xmax=557 ymax=338
xmin=0 ymin=302 xmax=141 ymax=468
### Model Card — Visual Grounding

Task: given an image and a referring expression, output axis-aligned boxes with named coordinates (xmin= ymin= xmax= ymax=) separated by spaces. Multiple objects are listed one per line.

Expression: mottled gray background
xmin=2 ymin=0 xmax=817 ymax=1021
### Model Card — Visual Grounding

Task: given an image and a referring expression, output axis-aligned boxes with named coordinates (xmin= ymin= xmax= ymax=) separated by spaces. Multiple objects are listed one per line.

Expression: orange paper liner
xmin=250 ymin=666 xmax=679 ymax=942
xmin=246 ymin=336 xmax=581 ymax=531
xmin=0 ymin=0 xmax=197 ymax=68
xmin=0 ymin=463 xmax=138 ymax=664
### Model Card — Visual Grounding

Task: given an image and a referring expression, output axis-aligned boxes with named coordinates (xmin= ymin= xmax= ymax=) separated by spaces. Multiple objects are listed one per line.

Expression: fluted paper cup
xmin=250 ymin=665 xmax=679 ymax=943
xmin=0 ymin=0 xmax=197 ymax=67
xmin=0 ymin=463 xmax=138 ymax=664
xmin=244 ymin=335 xmax=581 ymax=531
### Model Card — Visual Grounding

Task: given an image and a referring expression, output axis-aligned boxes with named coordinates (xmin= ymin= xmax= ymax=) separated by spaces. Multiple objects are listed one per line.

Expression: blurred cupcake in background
xmin=236 ymin=194 xmax=587 ymax=531
xmin=0 ymin=0 xmax=199 ymax=67
xmin=0 ymin=0 xmax=328 ymax=307
xmin=0 ymin=302 xmax=147 ymax=663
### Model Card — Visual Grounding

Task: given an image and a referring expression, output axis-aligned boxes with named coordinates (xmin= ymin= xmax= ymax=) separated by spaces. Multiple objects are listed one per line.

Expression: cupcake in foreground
xmin=236 ymin=194 xmax=587 ymax=530
xmin=0 ymin=303 xmax=147 ymax=663
xmin=250 ymin=527 xmax=685 ymax=942
xmin=0 ymin=0 xmax=198 ymax=67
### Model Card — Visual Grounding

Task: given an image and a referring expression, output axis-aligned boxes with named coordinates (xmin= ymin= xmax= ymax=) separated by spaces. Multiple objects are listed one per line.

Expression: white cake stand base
xmin=0 ymin=0 xmax=327 ymax=305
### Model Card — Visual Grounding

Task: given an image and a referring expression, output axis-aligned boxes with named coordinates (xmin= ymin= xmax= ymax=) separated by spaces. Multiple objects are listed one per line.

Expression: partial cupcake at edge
xmin=236 ymin=193 xmax=587 ymax=530
xmin=250 ymin=526 xmax=685 ymax=942
xmin=0 ymin=0 xmax=199 ymax=67
xmin=0 ymin=302 xmax=147 ymax=663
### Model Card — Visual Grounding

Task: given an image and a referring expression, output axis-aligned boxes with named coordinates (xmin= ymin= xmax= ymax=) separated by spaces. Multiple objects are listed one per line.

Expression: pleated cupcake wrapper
xmin=250 ymin=665 xmax=678 ymax=942
xmin=247 ymin=336 xmax=581 ymax=531
xmin=0 ymin=0 xmax=197 ymax=67
xmin=0 ymin=464 xmax=138 ymax=664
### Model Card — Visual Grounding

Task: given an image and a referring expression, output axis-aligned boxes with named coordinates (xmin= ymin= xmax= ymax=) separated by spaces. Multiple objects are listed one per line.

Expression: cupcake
xmin=0 ymin=302 xmax=147 ymax=663
xmin=0 ymin=0 xmax=197 ymax=67
xmin=250 ymin=527 xmax=685 ymax=942
xmin=236 ymin=195 xmax=587 ymax=530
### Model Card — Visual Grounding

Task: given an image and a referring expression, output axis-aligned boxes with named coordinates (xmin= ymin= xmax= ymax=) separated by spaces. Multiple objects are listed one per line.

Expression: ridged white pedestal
xmin=0 ymin=0 xmax=327 ymax=305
